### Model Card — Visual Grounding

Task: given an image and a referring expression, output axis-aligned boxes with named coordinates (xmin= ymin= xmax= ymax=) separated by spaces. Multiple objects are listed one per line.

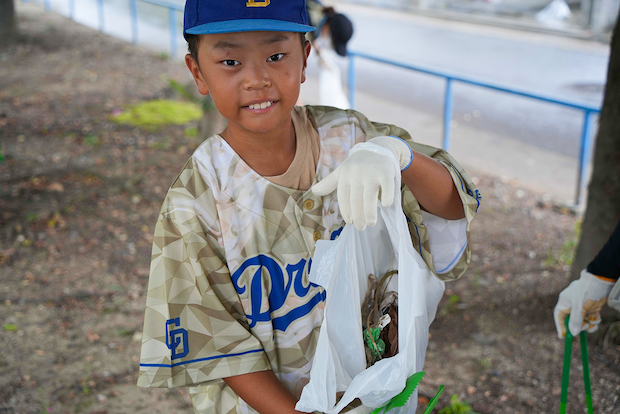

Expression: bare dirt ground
xmin=1 ymin=6 xmax=619 ymax=414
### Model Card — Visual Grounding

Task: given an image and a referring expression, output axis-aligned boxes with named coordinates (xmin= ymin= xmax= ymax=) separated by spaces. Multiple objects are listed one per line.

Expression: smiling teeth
xmin=249 ymin=101 xmax=273 ymax=110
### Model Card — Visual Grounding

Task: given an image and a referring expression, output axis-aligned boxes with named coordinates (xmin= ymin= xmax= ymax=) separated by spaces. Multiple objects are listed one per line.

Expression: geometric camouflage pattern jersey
xmin=137 ymin=105 xmax=481 ymax=414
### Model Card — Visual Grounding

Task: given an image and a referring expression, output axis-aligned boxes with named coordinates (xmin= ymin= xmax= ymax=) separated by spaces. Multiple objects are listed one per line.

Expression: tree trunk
xmin=572 ymin=13 xmax=620 ymax=277
xmin=0 ymin=0 xmax=17 ymax=38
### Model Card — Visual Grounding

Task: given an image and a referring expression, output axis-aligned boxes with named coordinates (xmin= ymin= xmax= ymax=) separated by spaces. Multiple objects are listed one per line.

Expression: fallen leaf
xmin=47 ymin=182 xmax=64 ymax=192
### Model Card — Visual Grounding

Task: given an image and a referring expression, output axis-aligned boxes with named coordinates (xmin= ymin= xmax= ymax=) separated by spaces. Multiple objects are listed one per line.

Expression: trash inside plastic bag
xmin=296 ymin=182 xmax=445 ymax=414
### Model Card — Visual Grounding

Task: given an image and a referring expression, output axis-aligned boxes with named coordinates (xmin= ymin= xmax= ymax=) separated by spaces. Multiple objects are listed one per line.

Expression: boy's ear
xmin=185 ymin=54 xmax=210 ymax=96
xmin=301 ymin=40 xmax=312 ymax=84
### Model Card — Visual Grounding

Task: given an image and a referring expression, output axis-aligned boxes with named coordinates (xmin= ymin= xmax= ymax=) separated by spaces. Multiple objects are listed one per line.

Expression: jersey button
xmin=313 ymin=230 xmax=321 ymax=241
xmin=304 ymin=200 xmax=315 ymax=210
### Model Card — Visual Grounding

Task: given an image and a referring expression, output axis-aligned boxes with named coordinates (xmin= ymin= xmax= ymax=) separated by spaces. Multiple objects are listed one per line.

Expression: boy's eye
xmin=267 ymin=53 xmax=285 ymax=62
xmin=222 ymin=59 xmax=240 ymax=66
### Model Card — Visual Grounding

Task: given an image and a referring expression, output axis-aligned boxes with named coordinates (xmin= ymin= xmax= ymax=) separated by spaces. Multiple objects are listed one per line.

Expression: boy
xmin=137 ymin=1 xmax=480 ymax=413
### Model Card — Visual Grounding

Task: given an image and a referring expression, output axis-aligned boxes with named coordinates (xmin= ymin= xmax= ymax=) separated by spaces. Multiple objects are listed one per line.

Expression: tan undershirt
xmin=264 ymin=106 xmax=321 ymax=191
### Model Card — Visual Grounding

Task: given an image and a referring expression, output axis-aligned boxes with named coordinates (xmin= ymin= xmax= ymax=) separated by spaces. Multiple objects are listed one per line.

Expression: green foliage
xmin=3 ymin=324 xmax=17 ymax=332
xmin=543 ymin=220 xmax=581 ymax=267
xmin=479 ymin=357 xmax=492 ymax=369
xmin=38 ymin=387 xmax=50 ymax=414
xmin=423 ymin=385 xmax=444 ymax=414
xmin=27 ymin=213 xmax=39 ymax=222
xmin=113 ymin=327 xmax=135 ymax=337
xmin=559 ymin=220 xmax=581 ymax=265
xmin=149 ymin=140 xmax=169 ymax=150
xmin=112 ymin=100 xmax=203 ymax=129
xmin=168 ymin=79 xmax=200 ymax=103
xmin=83 ymin=134 xmax=101 ymax=147
xmin=185 ymin=126 xmax=199 ymax=138
xmin=448 ymin=294 xmax=460 ymax=305
xmin=438 ymin=395 xmax=478 ymax=414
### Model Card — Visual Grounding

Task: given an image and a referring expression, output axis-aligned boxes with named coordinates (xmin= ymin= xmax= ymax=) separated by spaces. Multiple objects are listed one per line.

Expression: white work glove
xmin=553 ymin=269 xmax=614 ymax=339
xmin=311 ymin=136 xmax=413 ymax=230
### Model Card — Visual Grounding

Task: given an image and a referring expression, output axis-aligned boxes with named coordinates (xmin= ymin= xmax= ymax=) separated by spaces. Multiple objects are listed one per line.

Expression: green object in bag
xmin=363 ymin=327 xmax=385 ymax=360
xmin=560 ymin=316 xmax=593 ymax=414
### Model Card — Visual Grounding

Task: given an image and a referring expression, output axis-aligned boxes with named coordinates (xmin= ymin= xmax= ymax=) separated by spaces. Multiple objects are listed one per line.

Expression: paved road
xmin=306 ymin=3 xmax=610 ymax=158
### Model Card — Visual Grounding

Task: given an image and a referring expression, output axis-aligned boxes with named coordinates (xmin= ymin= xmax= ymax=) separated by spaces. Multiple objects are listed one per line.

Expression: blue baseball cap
xmin=183 ymin=0 xmax=315 ymax=39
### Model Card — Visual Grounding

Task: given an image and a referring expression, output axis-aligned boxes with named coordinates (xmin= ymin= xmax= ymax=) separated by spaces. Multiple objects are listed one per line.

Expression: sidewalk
xmin=302 ymin=1 xmax=610 ymax=206
xmin=301 ymin=74 xmax=584 ymax=204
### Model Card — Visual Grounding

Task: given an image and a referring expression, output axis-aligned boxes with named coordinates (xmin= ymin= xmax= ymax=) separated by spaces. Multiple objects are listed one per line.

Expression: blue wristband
xmin=390 ymin=136 xmax=414 ymax=171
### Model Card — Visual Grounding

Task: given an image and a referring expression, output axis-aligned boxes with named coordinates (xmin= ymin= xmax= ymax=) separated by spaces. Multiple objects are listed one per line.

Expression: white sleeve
xmin=421 ymin=210 xmax=468 ymax=274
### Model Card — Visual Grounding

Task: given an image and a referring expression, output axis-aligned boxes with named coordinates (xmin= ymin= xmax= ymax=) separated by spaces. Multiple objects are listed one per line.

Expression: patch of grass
xmin=470 ymin=270 xmax=482 ymax=288
xmin=479 ymin=356 xmax=492 ymax=369
xmin=558 ymin=220 xmax=581 ymax=265
xmin=439 ymin=294 xmax=462 ymax=318
xmin=543 ymin=220 xmax=581 ymax=267
xmin=3 ymin=323 xmax=17 ymax=332
xmin=113 ymin=327 xmax=135 ymax=337
xmin=27 ymin=213 xmax=39 ymax=222
xmin=149 ymin=140 xmax=169 ymax=150
xmin=38 ymin=387 xmax=50 ymax=414
xmin=169 ymin=79 xmax=200 ymax=103
xmin=100 ymin=305 xmax=119 ymax=315
xmin=83 ymin=134 xmax=101 ymax=147
xmin=73 ymin=399 xmax=93 ymax=414
xmin=185 ymin=126 xmax=199 ymax=138
xmin=438 ymin=395 xmax=478 ymax=414
xmin=112 ymin=99 xmax=203 ymax=129
xmin=448 ymin=294 xmax=460 ymax=305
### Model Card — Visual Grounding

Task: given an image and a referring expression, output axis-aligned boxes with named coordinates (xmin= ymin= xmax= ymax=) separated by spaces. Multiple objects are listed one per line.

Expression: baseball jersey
xmin=137 ymin=105 xmax=481 ymax=414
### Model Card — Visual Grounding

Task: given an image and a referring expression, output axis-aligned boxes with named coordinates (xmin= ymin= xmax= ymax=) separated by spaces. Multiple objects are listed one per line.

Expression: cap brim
xmin=186 ymin=19 xmax=315 ymax=35
xmin=334 ymin=42 xmax=347 ymax=57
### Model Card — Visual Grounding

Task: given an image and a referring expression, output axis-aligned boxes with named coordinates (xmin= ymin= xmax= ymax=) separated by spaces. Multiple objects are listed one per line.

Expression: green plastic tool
xmin=369 ymin=372 xmax=443 ymax=414
xmin=560 ymin=316 xmax=593 ymax=414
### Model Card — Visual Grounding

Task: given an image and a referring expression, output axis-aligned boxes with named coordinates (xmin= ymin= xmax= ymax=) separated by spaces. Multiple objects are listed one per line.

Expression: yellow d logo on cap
xmin=246 ymin=0 xmax=270 ymax=6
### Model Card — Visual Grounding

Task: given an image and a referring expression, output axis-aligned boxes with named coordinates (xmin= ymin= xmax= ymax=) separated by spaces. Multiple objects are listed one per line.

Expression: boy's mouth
xmin=244 ymin=100 xmax=276 ymax=110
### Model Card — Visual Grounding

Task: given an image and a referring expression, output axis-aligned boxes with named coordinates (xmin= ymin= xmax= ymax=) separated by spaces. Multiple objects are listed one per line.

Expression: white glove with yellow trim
xmin=311 ymin=136 xmax=413 ymax=231
xmin=553 ymin=269 xmax=614 ymax=339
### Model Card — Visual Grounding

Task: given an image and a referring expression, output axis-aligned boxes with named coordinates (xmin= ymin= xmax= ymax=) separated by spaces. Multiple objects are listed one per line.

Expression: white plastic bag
xmin=297 ymin=181 xmax=445 ymax=414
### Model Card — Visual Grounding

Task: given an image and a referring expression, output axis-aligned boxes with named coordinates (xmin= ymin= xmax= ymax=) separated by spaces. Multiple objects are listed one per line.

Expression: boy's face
xmin=186 ymin=31 xmax=311 ymax=138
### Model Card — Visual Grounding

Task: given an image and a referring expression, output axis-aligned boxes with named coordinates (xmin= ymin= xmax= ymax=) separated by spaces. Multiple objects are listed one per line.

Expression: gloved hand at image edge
xmin=311 ymin=136 xmax=413 ymax=231
xmin=553 ymin=269 xmax=615 ymax=339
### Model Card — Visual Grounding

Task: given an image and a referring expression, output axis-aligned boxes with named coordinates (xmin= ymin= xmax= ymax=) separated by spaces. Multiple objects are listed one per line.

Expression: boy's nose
xmin=244 ymin=64 xmax=272 ymax=90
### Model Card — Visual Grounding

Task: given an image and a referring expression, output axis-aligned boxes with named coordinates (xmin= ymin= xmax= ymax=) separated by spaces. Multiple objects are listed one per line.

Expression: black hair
xmin=186 ymin=34 xmax=201 ymax=65
xmin=186 ymin=32 xmax=307 ymax=67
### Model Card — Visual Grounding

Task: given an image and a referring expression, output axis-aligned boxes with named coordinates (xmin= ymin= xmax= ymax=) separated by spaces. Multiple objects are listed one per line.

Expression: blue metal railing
xmin=26 ymin=0 xmax=602 ymax=204
xmin=28 ymin=0 xmax=184 ymax=57
xmin=347 ymin=51 xmax=601 ymax=205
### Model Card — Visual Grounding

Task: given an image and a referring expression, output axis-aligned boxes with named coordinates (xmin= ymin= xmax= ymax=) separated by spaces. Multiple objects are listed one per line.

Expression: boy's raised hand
xmin=311 ymin=136 xmax=413 ymax=231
